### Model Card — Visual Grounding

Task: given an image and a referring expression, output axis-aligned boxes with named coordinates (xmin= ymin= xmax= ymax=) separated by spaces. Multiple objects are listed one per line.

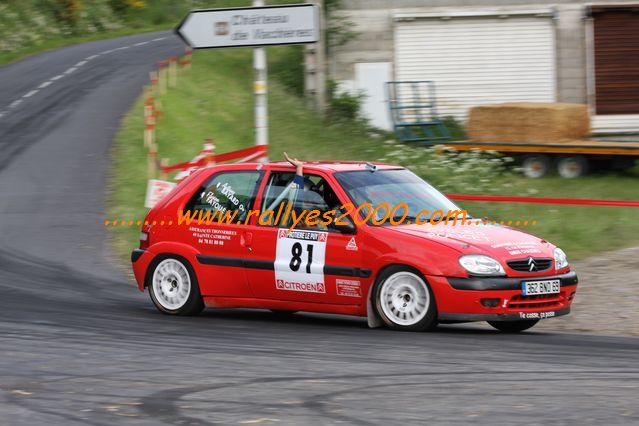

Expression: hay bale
xmin=467 ymin=103 xmax=590 ymax=143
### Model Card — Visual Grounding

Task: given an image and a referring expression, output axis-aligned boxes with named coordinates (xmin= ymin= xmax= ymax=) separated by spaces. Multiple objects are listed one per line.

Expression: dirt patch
xmin=537 ymin=246 xmax=639 ymax=336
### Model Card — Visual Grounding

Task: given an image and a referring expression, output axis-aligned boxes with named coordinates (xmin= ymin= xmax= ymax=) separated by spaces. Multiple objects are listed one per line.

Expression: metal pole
xmin=253 ymin=0 xmax=268 ymax=162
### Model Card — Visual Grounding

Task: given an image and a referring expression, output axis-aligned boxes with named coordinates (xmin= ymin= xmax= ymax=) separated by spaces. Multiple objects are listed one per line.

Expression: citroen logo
xmin=527 ymin=257 xmax=536 ymax=272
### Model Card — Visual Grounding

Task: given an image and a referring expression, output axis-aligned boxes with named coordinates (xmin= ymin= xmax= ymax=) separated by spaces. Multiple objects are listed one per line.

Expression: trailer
xmin=386 ymin=81 xmax=639 ymax=178
xmin=438 ymin=139 xmax=639 ymax=178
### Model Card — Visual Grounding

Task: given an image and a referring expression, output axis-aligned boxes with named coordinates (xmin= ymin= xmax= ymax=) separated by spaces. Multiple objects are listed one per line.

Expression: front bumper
xmin=426 ymin=271 xmax=578 ymax=322
xmin=447 ymin=271 xmax=578 ymax=291
xmin=439 ymin=307 xmax=571 ymax=322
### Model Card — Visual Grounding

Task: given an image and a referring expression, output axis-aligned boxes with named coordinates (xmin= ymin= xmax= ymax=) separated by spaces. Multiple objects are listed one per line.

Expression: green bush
xmin=269 ymin=45 xmax=305 ymax=97
xmin=441 ymin=115 xmax=467 ymax=140
xmin=327 ymin=79 xmax=365 ymax=122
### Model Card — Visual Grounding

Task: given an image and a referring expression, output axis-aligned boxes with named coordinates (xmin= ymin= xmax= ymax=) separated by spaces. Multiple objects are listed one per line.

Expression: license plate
xmin=522 ymin=279 xmax=560 ymax=296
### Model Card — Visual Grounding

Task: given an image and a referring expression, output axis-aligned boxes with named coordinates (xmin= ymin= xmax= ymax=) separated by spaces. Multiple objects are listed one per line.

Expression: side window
xmin=186 ymin=171 xmax=262 ymax=223
xmin=260 ymin=172 xmax=350 ymax=232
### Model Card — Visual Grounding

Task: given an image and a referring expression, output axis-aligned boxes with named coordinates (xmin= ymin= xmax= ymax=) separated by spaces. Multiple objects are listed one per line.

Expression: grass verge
xmin=109 ymin=47 xmax=639 ymax=264
xmin=0 ymin=25 xmax=170 ymax=66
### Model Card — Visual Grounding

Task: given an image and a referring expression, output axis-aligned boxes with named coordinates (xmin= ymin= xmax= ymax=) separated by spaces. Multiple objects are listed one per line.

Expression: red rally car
xmin=131 ymin=161 xmax=578 ymax=332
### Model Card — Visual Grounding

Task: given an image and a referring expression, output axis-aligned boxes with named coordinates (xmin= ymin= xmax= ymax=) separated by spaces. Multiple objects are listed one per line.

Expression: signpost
xmin=176 ymin=3 xmax=320 ymax=162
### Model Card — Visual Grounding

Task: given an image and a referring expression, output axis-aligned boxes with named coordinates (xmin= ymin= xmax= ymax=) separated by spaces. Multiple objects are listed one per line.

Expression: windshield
xmin=334 ymin=169 xmax=464 ymax=225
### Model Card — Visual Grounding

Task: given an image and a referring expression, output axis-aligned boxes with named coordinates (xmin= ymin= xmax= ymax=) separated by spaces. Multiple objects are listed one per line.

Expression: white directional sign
xmin=176 ymin=4 xmax=319 ymax=49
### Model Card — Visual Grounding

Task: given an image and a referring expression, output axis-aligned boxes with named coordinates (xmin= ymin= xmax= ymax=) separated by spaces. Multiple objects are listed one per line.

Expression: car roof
xmin=206 ymin=161 xmax=404 ymax=173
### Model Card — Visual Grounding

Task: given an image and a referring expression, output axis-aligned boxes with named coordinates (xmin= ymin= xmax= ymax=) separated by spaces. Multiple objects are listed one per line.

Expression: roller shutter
xmin=592 ymin=5 xmax=639 ymax=115
xmin=394 ymin=11 xmax=557 ymax=119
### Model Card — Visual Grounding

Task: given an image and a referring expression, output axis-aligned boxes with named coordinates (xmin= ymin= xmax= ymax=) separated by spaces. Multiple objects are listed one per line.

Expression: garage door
xmin=394 ymin=11 xmax=556 ymax=120
xmin=592 ymin=6 xmax=639 ymax=115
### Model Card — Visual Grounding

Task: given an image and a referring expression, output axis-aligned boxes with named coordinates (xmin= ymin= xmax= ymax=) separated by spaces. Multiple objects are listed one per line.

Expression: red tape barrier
xmin=446 ymin=194 xmax=639 ymax=207
xmin=160 ymin=145 xmax=267 ymax=174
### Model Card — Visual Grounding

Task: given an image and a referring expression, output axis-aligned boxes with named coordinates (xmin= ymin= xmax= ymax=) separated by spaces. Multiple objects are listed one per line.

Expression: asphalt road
xmin=0 ymin=32 xmax=638 ymax=425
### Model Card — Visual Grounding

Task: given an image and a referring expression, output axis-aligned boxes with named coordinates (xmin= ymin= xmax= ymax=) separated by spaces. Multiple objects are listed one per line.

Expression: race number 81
xmin=289 ymin=242 xmax=313 ymax=273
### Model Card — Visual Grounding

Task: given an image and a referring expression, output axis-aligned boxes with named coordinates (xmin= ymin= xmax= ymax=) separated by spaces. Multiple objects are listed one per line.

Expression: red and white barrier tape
xmin=161 ymin=144 xmax=267 ymax=179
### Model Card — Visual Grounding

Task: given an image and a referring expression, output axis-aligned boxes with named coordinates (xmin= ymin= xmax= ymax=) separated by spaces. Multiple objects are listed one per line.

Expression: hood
xmin=389 ymin=222 xmax=555 ymax=259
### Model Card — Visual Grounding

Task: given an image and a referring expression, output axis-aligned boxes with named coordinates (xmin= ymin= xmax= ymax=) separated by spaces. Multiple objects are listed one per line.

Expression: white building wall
xmin=394 ymin=12 xmax=556 ymax=119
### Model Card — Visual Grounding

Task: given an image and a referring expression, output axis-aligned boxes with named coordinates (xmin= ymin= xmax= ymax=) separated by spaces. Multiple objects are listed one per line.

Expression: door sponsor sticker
xmin=276 ymin=280 xmax=325 ymax=293
xmin=275 ymin=229 xmax=327 ymax=294
xmin=336 ymin=279 xmax=361 ymax=297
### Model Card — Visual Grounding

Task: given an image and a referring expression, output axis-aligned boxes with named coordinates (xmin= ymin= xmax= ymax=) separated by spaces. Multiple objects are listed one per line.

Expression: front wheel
xmin=374 ymin=267 xmax=437 ymax=332
xmin=488 ymin=320 xmax=539 ymax=333
xmin=148 ymin=256 xmax=204 ymax=316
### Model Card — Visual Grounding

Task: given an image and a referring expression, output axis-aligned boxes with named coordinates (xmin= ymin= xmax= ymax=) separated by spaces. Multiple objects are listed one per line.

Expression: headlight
xmin=459 ymin=255 xmax=505 ymax=276
xmin=554 ymin=248 xmax=569 ymax=270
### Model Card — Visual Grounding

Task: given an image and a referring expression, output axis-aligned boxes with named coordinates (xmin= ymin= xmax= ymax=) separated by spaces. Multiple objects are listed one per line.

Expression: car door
xmin=182 ymin=169 xmax=263 ymax=297
xmin=243 ymin=171 xmax=366 ymax=305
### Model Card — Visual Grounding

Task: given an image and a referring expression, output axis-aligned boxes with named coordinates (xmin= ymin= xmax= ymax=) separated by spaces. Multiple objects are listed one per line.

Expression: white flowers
xmin=380 ymin=143 xmax=516 ymax=194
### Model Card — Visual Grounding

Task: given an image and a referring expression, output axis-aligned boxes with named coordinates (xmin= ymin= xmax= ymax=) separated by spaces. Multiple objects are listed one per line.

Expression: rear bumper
xmin=131 ymin=249 xmax=145 ymax=263
xmin=131 ymin=248 xmax=153 ymax=291
xmin=426 ymin=271 xmax=578 ymax=322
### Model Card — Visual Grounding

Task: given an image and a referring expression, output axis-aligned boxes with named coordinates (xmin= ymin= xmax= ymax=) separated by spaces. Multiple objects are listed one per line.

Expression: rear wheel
xmin=148 ymin=256 xmax=204 ymax=316
xmin=557 ymin=155 xmax=589 ymax=178
xmin=521 ymin=154 xmax=550 ymax=178
xmin=374 ymin=266 xmax=437 ymax=332
xmin=488 ymin=319 xmax=539 ymax=333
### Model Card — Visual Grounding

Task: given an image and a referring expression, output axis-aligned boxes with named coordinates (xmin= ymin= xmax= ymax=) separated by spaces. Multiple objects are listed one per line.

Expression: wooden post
xmin=158 ymin=62 xmax=168 ymax=95
xmin=181 ymin=47 xmax=192 ymax=70
xmin=160 ymin=158 xmax=169 ymax=180
xmin=144 ymin=99 xmax=155 ymax=149
xmin=169 ymin=56 xmax=178 ymax=87
xmin=204 ymin=139 xmax=216 ymax=166
xmin=149 ymin=71 xmax=159 ymax=95
xmin=148 ymin=143 xmax=158 ymax=179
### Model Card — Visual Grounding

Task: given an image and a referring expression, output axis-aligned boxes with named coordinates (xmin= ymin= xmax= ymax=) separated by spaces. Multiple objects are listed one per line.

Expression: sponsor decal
xmin=346 ymin=237 xmax=358 ymax=251
xmin=491 ymin=241 xmax=542 ymax=256
xmin=275 ymin=228 xmax=327 ymax=294
xmin=276 ymin=279 xmax=325 ymax=294
xmin=189 ymin=226 xmax=237 ymax=246
xmin=336 ymin=279 xmax=361 ymax=297
xmin=427 ymin=230 xmax=491 ymax=243
xmin=519 ymin=311 xmax=556 ymax=320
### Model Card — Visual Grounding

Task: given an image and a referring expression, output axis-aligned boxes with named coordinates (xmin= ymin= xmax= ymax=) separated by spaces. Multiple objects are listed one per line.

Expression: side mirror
xmin=330 ymin=217 xmax=356 ymax=234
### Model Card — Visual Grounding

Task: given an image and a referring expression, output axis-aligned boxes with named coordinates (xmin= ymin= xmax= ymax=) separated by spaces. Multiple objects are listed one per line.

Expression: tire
xmin=557 ymin=155 xmax=589 ymax=178
xmin=148 ymin=255 xmax=204 ymax=316
xmin=270 ymin=310 xmax=298 ymax=316
xmin=521 ymin=154 xmax=550 ymax=178
xmin=488 ymin=320 xmax=539 ymax=333
xmin=373 ymin=266 xmax=437 ymax=332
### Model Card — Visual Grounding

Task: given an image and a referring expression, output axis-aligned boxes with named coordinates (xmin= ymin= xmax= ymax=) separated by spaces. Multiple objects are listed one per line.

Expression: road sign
xmin=145 ymin=179 xmax=176 ymax=208
xmin=176 ymin=4 xmax=319 ymax=49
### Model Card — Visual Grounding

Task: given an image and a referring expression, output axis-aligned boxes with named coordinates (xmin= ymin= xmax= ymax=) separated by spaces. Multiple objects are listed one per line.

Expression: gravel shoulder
xmin=537 ymin=246 xmax=639 ymax=336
